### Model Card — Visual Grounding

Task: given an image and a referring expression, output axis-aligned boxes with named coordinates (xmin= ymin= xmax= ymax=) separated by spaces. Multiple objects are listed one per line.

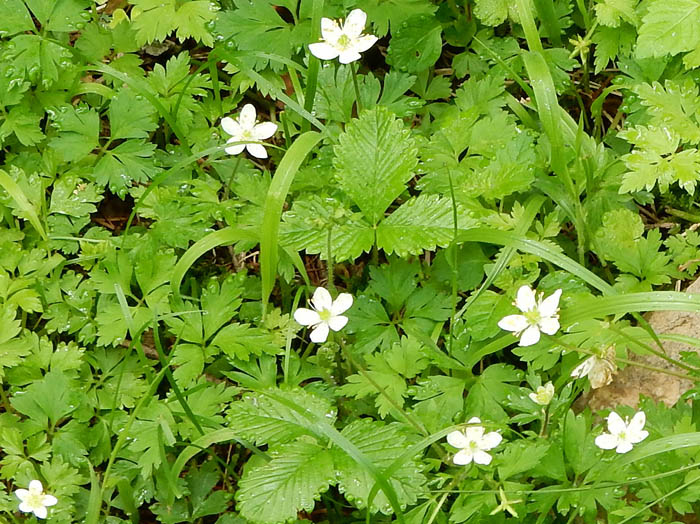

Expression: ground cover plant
xmin=3 ymin=0 xmax=700 ymax=522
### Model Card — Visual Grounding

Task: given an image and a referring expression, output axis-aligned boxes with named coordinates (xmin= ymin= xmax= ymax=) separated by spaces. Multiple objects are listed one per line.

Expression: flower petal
xmin=571 ymin=356 xmax=594 ymax=378
xmin=29 ymin=480 xmax=43 ymax=493
xmin=480 ymin=431 xmax=503 ymax=450
xmin=452 ymin=449 xmax=474 ymax=465
xmin=245 ymin=143 xmax=268 ymax=159
xmin=224 ymin=140 xmax=246 ymax=156
xmin=518 ymin=325 xmax=541 ymax=346
xmin=294 ymin=308 xmax=321 ymax=326
xmin=338 ymin=50 xmax=362 ymax=64
xmin=628 ymin=411 xmax=646 ymax=433
xmin=310 ymin=322 xmax=330 ymax=343
xmin=311 ymin=287 xmax=333 ymax=311
xmin=331 ymin=292 xmax=353 ymax=315
xmin=606 ymin=411 xmax=626 ymax=435
xmin=42 ymin=495 xmax=57 ymax=507
xmin=515 ymin=285 xmax=537 ymax=312
xmin=473 ymin=450 xmax=493 ymax=465
xmin=354 ymin=34 xmax=378 ymax=53
xmin=220 ymin=116 xmax=241 ymax=137
xmin=497 ymin=314 xmax=529 ymax=333
xmin=238 ymin=104 xmax=257 ymax=129
xmin=467 ymin=416 xmax=482 ymax=424
xmin=595 ymin=433 xmax=618 ymax=450
xmin=15 ymin=489 xmax=29 ymax=501
xmin=615 ymin=441 xmax=634 ymax=454
xmin=320 ymin=17 xmax=342 ymax=42
xmin=309 ymin=42 xmax=340 ymax=60
xmin=343 ymin=9 xmax=367 ymax=38
xmin=446 ymin=429 xmax=468 ymax=449
xmin=328 ymin=314 xmax=348 ymax=331
xmin=18 ymin=501 xmax=34 ymax=513
xmin=538 ymin=316 xmax=560 ymax=335
xmin=539 ymin=289 xmax=562 ymax=317
xmin=34 ymin=505 xmax=48 ymax=519
xmin=253 ymin=121 xmax=277 ymax=140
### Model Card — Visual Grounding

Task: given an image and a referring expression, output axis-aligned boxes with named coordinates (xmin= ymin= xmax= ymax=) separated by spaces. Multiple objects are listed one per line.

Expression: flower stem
xmin=351 ymin=62 xmax=363 ymax=115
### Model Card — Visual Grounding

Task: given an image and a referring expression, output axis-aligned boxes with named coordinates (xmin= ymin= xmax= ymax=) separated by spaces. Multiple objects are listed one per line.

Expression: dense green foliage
xmin=1 ymin=0 xmax=700 ymax=522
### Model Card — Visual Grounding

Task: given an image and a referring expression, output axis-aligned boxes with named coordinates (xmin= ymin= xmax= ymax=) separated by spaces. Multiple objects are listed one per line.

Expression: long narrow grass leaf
xmin=260 ymin=131 xmax=322 ymax=311
xmin=0 ymin=169 xmax=47 ymax=240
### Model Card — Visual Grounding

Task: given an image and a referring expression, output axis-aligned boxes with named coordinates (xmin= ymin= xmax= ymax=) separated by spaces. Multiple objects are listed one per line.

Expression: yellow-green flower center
xmin=25 ymin=492 xmax=44 ymax=509
xmin=524 ymin=309 xmax=541 ymax=325
xmin=337 ymin=34 xmax=351 ymax=50
xmin=318 ymin=308 xmax=332 ymax=322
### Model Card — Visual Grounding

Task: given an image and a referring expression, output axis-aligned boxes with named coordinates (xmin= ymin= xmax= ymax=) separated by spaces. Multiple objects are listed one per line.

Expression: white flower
xmin=446 ymin=417 xmax=503 ymax=466
xmin=15 ymin=480 xmax=58 ymax=519
xmin=308 ymin=9 xmax=378 ymax=64
xmin=293 ymin=287 xmax=353 ymax=343
xmin=497 ymin=285 xmax=562 ymax=346
xmin=571 ymin=346 xmax=617 ymax=388
xmin=529 ymin=381 xmax=555 ymax=406
xmin=595 ymin=410 xmax=649 ymax=454
xmin=221 ymin=104 xmax=277 ymax=159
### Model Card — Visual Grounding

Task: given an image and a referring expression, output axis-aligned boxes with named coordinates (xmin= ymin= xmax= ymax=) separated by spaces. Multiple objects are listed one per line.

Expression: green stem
xmin=326 ymin=226 xmax=336 ymax=295
xmin=351 ymin=62 xmax=363 ymax=114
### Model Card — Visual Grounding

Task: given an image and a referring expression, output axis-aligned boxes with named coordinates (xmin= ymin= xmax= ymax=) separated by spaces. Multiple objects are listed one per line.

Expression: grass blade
xmin=260 ymin=131 xmax=322 ymax=312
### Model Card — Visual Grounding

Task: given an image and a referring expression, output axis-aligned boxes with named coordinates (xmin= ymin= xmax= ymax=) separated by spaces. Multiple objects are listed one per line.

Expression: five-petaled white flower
xmin=529 ymin=381 xmax=555 ymax=406
xmin=15 ymin=480 xmax=57 ymax=519
xmin=595 ymin=410 xmax=649 ymax=454
xmin=308 ymin=9 xmax=378 ymax=64
xmin=221 ymin=104 xmax=277 ymax=159
xmin=446 ymin=417 xmax=503 ymax=466
xmin=294 ymin=287 xmax=353 ymax=343
xmin=570 ymin=346 xmax=617 ymax=389
xmin=498 ymin=285 xmax=562 ymax=346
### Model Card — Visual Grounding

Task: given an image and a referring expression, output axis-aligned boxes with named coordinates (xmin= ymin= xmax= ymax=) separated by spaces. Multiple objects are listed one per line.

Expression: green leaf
xmin=563 ymin=410 xmax=598 ymax=475
xmin=215 ymin=1 xmax=298 ymax=71
xmin=237 ymin=440 xmax=334 ymax=524
xmin=333 ymin=419 xmax=426 ymax=514
xmin=498 ymin=440 xmax=551 ymax=480
xmin=210 ymin=323 xmax=281 ymax=360
xmin=10 ymin=370 xmax=80 ymax=426
xmin=464 ymin=364 xmax=522 ymax=422
xmin=129 ymin=0 xmax=217 ymax=46
xmin=109 ymin=88 xmax=158 ymax=140
xmin=225 ymin=388 xmax=335 ymax=446
xmin=94 ymin=140 xmax=160 ymax=197
xmin=636 ymin=0 xmax=700 ymax=63
xmin=386 ymin=15 xmax=443 ymax=73
xmin=633 ymin=80 xmax=700 ymax=144
xmin=48 ymin=105 xmax=99 ymax=162
xmin=362 ymin=0 xmax=437 ymax=36
xmin=594 ymin=0 xmax=639 ymax=27
xmin=377 ymin=195 xmax=474 ymax=257
xmin=49 ymin=174 xmax=102 ymax=217
xmin=7 ymin=34 xmax=73 ymax=88
xmin=0 ymin=0 xmax=35 ymax=35
xmin=474 ymin=0 xmax=513 ymax=26
xmin=334 ymin=107 xmax=418 ymax=225
xmin=0 ymin=106 xmax=44 ymax=146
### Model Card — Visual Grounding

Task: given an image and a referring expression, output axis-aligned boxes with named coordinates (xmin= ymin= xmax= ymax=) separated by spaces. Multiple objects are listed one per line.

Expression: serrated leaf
xmin=0 ymin=0 xmax=35 ymax=35
xmin=225 ymin=388 xmax=335 ymax=446
xmin=130 ymin=0 xmax=216 ymax=46
xmin=377 ymin=195 xmax=474 ymax=257
xmin=594 ymin=0 xmax=639 ymax=27
xmin=386 ymin=15 xmax=443 ymax=73
xmin=334 ymin=107 xmax=418 ymax=225
xmin=94 ymin=140 xmax=159 ymax=197
xmin=237 ymin=440 xmax=334 ymax=524
xmin=636 ymin=0 xmax=700 ymax=61
xmin=211 ymin=323 xmax=280 ymax=361
xmin=48 ymin=105 xmax=99 ymax=162
xmin=362 ymin=0 xmax=437 ymax=36
xmin=7 ymin=34 xmax=73 ymax=88
xmin=333 ymin=419 xmax=426 ymax=514
xmin=474 ymin=0 xmax=510 ymax=25
xmin=0 ymin=106 xmax=44 ymax=146
xmin=109 ymin=88 xmax=158 ymax=140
